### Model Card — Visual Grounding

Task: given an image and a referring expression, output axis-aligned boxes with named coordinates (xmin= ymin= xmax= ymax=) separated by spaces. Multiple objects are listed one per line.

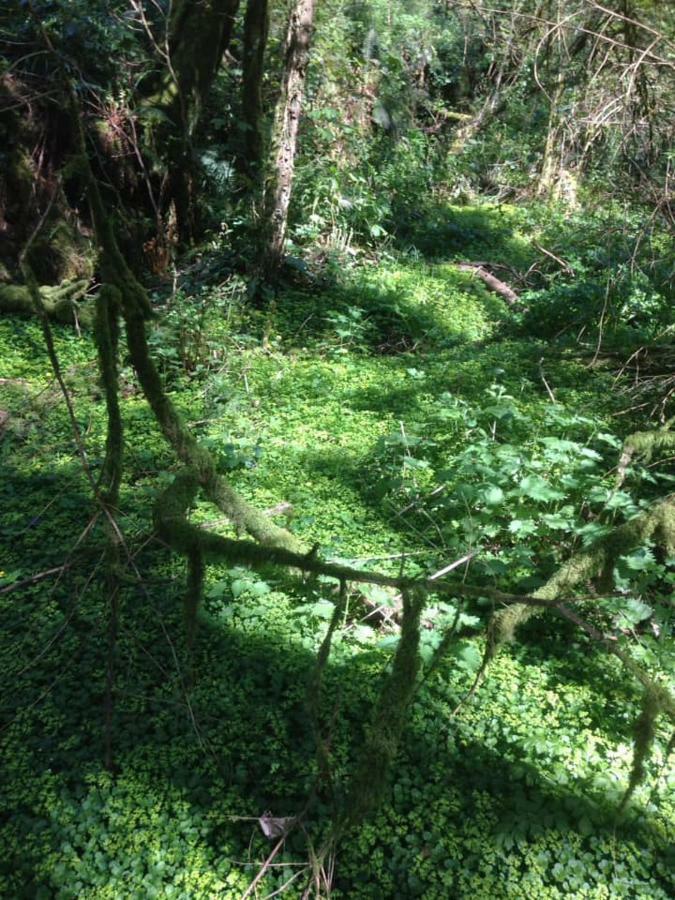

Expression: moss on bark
xmin=0 ymin=280 xmax=92 ymax=326
xmin=338 ymin=588 xmax=425 ymax=832
xmin=490 ymin=495 xmax=675 ymax=647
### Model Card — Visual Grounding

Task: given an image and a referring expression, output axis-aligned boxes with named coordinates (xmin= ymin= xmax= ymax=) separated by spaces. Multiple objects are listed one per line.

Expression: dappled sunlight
xmin=2 ymin=0 xmax=674 ymax=893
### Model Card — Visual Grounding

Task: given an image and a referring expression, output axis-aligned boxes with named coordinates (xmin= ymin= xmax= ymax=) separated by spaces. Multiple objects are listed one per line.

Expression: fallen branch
xmin=455 ymin=493 xmax=675 ymax=720
xmin=455 ymin=263 xmax=519 ymax=306
xmin=0 ymin=565 xmax=67 ymax=596
xmin=153 ymin=468 xmax=628 ymax=614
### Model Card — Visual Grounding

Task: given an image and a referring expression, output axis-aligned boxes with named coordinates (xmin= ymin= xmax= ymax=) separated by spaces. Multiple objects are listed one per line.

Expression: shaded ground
xmin=1 ymin=204 xmax=673 ymax=898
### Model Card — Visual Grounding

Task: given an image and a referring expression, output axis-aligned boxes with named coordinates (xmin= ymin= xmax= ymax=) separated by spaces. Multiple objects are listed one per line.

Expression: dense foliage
xmin=1 ymin=1 xmax=674 ymax=897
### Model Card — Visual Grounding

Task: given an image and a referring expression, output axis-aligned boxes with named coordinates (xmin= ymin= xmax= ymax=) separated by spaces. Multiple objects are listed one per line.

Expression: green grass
xmin=1 ymin=203 xmax=673 ymax=898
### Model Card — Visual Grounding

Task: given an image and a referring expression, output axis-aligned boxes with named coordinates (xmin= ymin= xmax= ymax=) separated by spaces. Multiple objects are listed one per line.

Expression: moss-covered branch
xmin=0 ymin=280 xmax=91 ymax=326
xmin=616 ymin=426 xmax=675 ymax=486
xmin=490 ymin=493 xmax=675 ymax=648
xmin=153 ymin=468 xmax=603 ymax=629
xmin=336 ymin=588 xmax=425 ymax=833
xmin=457 ymin=495 xmax=675 ymax=759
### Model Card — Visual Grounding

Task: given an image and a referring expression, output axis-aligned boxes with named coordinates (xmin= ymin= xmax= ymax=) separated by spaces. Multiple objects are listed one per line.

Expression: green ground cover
xmin=1 ymin=204 xmax=673 ymax=898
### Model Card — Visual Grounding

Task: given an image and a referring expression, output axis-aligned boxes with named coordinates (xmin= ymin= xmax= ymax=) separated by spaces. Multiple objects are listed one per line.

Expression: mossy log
xmin=0 ymin=280 xmax=92 ymax=326
xmin=152 ymin=469 xmax=557 ymax=604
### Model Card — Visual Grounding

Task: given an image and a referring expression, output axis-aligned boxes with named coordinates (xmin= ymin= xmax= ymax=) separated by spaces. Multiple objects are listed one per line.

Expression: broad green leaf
xmin=482 ymin=485 xmax=505 ymax=506
xmin=519 ymin=475 xmax=564 ymax=502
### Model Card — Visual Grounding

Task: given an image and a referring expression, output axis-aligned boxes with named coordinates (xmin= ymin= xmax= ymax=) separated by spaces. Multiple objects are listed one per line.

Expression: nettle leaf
xmin=453 ymin=642 xmax=482 ymax=673
xmin=518 ymin=475 xmax=565 ymax=502
xmin=604 ymin=490 xmax=637 ymax=512
xmin=482 ymin=485 xmax=505 ymax=506
xmin=229 ymin=574 xmax=271 ymax=599
xmin=311 ymin=600 xmax=336 ymax=619
xmin=206 ymin=580 xmax=229 ymax=600
xmin=377 ymin=635 xmax=400 ymax=651
xmin=621 ymin=547 xmax=656 ymax=571
xmin=541 ymin=512 xmax=574 ymax=530
xmin=541 ymin=437 xmax=580 ymax=452
xmin=619 ymin=598 xmax=653 ymax=625
xmin=351 ymin=624 xmax=375 ymax=644
xmin=230 ymin=578 xmax=248 ymax=598
xmin=250 ymin=580 xmax=272 ymax=597
xmin=579 ymin=447 xmax=603 ymax=461
xmin=576 ymin=522 xmax=613 ymax=543
xmin=596 ymin=432 xmax=623 ymax=449
xmin=481 ymin=557 xmax=509 ymax=576
xmin=291 ymin=601 xmax=335 ymax=619
xmin=403 ymin=456 xmax=430 ymax=471
xmin=509 ymin=518 xmax=538 ymax=536
xmin=361 ymin=584 xmax=397 ymax=606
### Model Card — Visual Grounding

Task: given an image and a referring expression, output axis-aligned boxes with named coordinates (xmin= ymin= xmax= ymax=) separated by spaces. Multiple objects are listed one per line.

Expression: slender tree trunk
xmin=261 ymin=0 xmax=315 ymax=283
xmin=241 ymin=0 xmax=270 ymax=185
xmin=537 ymin=72 xmax=564 ymax=199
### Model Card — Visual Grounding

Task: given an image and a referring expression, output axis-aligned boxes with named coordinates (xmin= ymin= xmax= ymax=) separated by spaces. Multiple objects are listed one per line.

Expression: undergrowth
xmin=1 ymin=202 xmax=673 ymax=898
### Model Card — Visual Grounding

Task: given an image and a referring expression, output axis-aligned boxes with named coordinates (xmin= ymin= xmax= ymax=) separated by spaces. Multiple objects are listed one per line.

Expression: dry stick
xmin=533 ymin=241 xmax=574 ymax=275
xmin=1 ymin=553 xmax=106 ymax=738
xmin=0 ymin=566 xmax=67 ymax=596
xmin=362 ymin=552 xmax=478 ymax=626
xmin=456 ymin=263 xmax=520 ymax=305
xmin=539 ymin=357 xmax=557 ymax=403
xmin=241 ymin=833 xmax=290 ymax=900
xmin=590 ymin=274 xmax=612 ymax=368
xmin=262 ymin=868 xmax=307 ymax=900
xmin=14 ymin=548 xmax=104 ymax=681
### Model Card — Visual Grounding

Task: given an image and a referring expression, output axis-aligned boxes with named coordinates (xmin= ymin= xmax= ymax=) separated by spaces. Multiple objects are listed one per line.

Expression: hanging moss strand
xmin=338 ymin=588 xmax=426 ymax=832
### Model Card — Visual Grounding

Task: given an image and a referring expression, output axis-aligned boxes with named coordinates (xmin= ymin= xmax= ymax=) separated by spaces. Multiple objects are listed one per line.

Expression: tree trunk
xmin=537 ymin=73 xmax=564 ymax=199
xmin=261 ymin=0 xmax=315 ymax=283
xmin=144 ymin=0 xmax=241 ymax=241
xmin=241 ymin=0 xmax=270 ymax=185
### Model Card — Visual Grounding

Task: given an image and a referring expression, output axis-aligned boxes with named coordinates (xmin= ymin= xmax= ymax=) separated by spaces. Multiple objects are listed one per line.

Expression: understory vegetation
xmin=1 ymin=1 xmax=674 ymax=897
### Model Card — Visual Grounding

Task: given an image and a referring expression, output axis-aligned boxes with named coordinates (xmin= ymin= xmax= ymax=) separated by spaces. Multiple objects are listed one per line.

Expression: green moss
xmin=0 ymin=280 xmax=93 ymax=326
xmin=620 ymin=686 xmax=670 ymax=811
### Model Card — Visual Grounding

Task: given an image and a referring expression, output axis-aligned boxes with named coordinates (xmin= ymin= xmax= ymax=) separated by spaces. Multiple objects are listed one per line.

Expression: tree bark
xmin=241 ymin=0 xmax=270 ymax=185
xmin=144 ymin=0 xmax=241 ymax=241
xmin=261 ymin=0 xmax=315 ymax=282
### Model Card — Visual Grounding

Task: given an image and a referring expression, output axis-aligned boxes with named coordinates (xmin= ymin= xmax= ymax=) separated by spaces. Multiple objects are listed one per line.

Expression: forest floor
xmin=1 ymin=203 xmax=673 ymax=898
